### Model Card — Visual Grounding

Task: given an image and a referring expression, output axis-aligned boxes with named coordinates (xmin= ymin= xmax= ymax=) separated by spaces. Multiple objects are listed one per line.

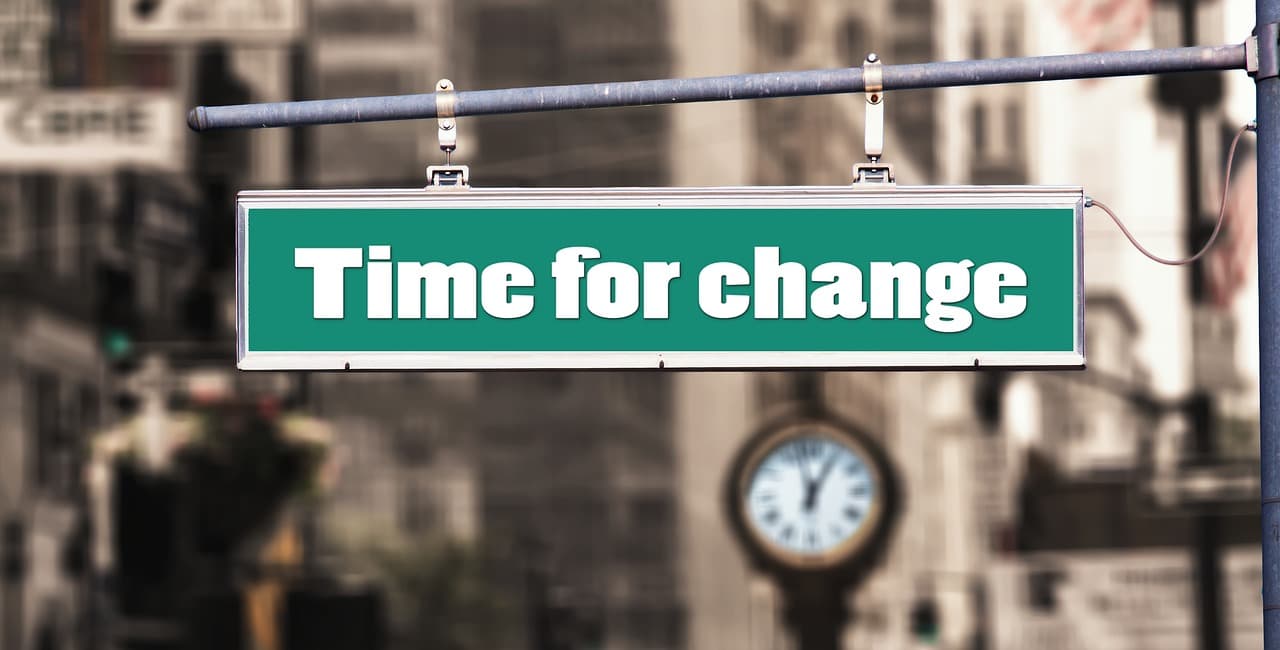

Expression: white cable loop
xmin=1087 ymin=122 xmax=1255 ymax=266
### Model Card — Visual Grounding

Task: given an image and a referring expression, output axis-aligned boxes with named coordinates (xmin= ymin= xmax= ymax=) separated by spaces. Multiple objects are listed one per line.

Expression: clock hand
xmin=804 ymin=449 xmax=840 ymax=512
xmin=792 ymin=442 xmax=815 ymax=485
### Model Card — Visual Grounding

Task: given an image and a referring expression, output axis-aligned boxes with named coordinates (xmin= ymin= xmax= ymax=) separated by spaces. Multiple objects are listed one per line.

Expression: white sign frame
xmin=236 ymin=185 xmax=1086 ymax=371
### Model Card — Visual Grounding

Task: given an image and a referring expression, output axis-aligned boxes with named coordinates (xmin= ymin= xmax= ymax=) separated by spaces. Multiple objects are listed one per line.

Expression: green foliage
xmin=173 ymin=402 xmax=327 ymax=553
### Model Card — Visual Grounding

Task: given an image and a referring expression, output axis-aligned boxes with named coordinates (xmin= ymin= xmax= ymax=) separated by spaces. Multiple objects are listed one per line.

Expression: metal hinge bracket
xmin=852 ymin=162 xmax=896 ymax=184
xmin=853 ymin=53 xmax=895 ymax=186
xmin=428 ymin=78 xmax=470 ymax=189
xmin=425 ymin=164 xmax=470 ymax=188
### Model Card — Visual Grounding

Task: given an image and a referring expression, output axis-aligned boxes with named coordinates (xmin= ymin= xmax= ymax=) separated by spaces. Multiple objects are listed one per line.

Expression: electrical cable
xmin=1086 ymin=121 xmax=1255 ymax=266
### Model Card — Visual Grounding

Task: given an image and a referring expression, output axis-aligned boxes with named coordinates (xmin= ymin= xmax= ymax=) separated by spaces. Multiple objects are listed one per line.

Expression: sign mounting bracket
xmin=1254 ymin=22 xmax=1280 ymax=80
xmin=426 ymin=78 xmax=470 ymax=189
xmin=852 ymin=53 xmax=895 ymax=186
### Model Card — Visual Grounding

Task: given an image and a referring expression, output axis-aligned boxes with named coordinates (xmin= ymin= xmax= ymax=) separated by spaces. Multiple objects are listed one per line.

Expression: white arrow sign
xmin=0 ymin=91 xmax=181 ymax=171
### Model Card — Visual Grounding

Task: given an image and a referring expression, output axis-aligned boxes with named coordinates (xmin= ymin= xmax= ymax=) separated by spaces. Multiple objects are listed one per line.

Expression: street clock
xmin=736 ymin=421 xmax=886 ymax=569
xmin=725 ymin=413 xmax=900 ymax=649
xmin=728 ymin=417 xmax=896 ymax=575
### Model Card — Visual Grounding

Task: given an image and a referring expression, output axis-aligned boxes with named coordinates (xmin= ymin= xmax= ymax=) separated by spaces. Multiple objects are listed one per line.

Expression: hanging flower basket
xmin=90 ymin=398 xmax=334 ymax=558
xmin=175 ymin=400 xmax=331 ymax=554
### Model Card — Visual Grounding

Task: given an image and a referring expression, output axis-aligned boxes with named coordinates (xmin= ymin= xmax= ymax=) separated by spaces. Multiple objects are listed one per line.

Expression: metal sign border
xmin=235 ymin=185 xmax=1085 ymax=371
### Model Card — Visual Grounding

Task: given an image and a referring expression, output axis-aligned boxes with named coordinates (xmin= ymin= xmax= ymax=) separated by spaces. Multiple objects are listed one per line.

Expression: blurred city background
xmin=0 ymin=0 xmax=1269 ymax=648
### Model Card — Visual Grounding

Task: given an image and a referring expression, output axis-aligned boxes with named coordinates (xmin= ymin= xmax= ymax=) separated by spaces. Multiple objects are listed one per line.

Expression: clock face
xmin=740 ymin=427 xmax=882 ymax=567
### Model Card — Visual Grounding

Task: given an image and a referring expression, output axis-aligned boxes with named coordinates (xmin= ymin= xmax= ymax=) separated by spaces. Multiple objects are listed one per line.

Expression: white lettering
xmin=552 ymin=247 xmax=600 ymax=319
xmin=294 ymin=247 xmax=363 ymax=319
xmin=367 ymin=245 xmax=393 ymax=319
xmin=869 ymin=262 xmax=922 ymax=319
xmin=587 ymin=261 xmax=640 ymax=319
xmin=481 ymin=262 xmax=535 ymax=319
xmin=397 ymin=261 xmax=478 ymax=319
xmin=974 ymin=262 xmax=1028 ymax=319
xmin=642 ymin=262 xmax=681 ymax=319
xmin=699 ymin=262 xmax=750 ymax=319
xmin=810 ymin=262 xmax=867 ymax=319
xmin=754 ymin=246 xmax=807 ymax=319
xmin=924 ymin=260 xmax=975 ymax=333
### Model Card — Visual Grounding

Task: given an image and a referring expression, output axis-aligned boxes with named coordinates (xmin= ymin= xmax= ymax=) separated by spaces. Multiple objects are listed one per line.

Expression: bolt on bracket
xmin=428 ymin=78 xmax=470 ymax=188
xmin=853 ymin=53 xmax=895 ymax=185
xmin=1253 ymin=24 xmax=1279 ymax=80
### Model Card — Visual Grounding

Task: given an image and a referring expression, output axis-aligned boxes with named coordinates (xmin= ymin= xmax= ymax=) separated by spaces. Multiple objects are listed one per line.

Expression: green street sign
xmin=236 ymin=186 xmax=1083 ymax=370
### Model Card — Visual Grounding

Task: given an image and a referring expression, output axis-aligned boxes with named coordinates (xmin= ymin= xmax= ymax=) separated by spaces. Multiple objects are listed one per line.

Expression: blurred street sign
xmin=112 ymin=0 xmax=301 ymax=43
xmin=0 ymin=92 xmax=181 ymax=171
xmin=235 ymin=186 xmax=1084 ymax=371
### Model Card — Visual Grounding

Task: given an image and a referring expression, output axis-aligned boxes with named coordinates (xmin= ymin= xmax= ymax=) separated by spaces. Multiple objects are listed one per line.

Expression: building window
xmin=627 ymin=495 xmax=671 ymax=537
xmin=1 ymin=31 xmax=18 ymax=61
xmin=0 ymin=175 xmax=13 ymax=261
xmin=62 ymin=383 xmax=97 ymax=495
xmin=838 ymin=18 xmax=866 ymax=66
xmin=48 ymin=0 xmax=85 ymax=87
xmin=971 ymin=104 xmax=987 ymax=157
xmin=751 ymin=0 xmax=799 ymax=59
xmin=75 ymin=181 xmax=96 ymax=285
xmin=0 ymin=22 xmax=45 ymax=88
xmin=317 ymin=68 xmax=405 ymax=100
xmin=400 ymin=481 xmax=436 ymax=533
xmin=1005 ymin=102 xmax=1023 ymax=160
xmin=622 ymin=606 xmax=682 ymax=649
xmin=893 ymin=0 xmax=932 ymax=18
xmin=137 ymin=258 xmax=157 ymax=314
xmin=782 ymin=149 xmax=805 ymax=186
xmin=969 ymin=24 xmax=985 ymax=60
xmin=890 ymin=38 xmax=933 ymax=64
xmin=314 ymin=5 xmax=418 ymax=37
xmin=77 ymin=384 xmax=98 ymax=436
xmin=22 ymin=173 xmax=55 ymax=271
xmin=471 ymin=6 xmax=559 ymax=85
xmin=29 ymin=370 xmax=59 ymax=490
xmin=1003 ymin=8 xmax=1024 ymax=57
xmin=1027 ymin=569 xmax=1062 ymax=612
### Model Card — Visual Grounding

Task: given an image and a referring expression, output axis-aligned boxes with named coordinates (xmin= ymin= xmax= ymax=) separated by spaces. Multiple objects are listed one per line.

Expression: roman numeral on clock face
xmin=744 ymin=434 xmax=878 ymax=559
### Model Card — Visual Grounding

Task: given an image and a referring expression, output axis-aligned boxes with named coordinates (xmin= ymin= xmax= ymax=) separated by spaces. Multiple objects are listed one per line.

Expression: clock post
xmin=725 ymin=410 xmax=900 ymax=650
xmin=781 ymin=576 xmax=853 ymax=650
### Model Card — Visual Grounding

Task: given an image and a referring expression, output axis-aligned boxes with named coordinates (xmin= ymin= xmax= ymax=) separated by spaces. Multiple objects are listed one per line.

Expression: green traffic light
xmin=103 ymin=329 xmax=133 ymax=360
xmin=911 ymin=599 xmax=938 ymax=645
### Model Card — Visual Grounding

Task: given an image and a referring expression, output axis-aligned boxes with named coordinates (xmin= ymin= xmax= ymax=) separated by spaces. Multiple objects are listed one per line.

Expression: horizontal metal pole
xmin=188 ymin=43 xmax=1247 ymax=131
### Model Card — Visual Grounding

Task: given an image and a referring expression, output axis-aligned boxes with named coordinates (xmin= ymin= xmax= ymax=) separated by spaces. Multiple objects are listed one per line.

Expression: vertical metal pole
xmin=1172 ymin=7 xmax=1227 ymax=645
xmin=1194 ymin=422 xmax=1225 ymax=650
xmin=1257 ymin=2 xmax=1280 ymax=649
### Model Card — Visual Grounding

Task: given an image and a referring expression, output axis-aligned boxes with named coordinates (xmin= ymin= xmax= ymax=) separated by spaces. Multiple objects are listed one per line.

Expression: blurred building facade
xmin=0 ymin=1 xmax=1269 ymax=650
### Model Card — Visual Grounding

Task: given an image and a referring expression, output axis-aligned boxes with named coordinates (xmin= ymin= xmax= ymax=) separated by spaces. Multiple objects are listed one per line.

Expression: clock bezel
xmin=727 ymin=415 xmax=897 ymax=575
